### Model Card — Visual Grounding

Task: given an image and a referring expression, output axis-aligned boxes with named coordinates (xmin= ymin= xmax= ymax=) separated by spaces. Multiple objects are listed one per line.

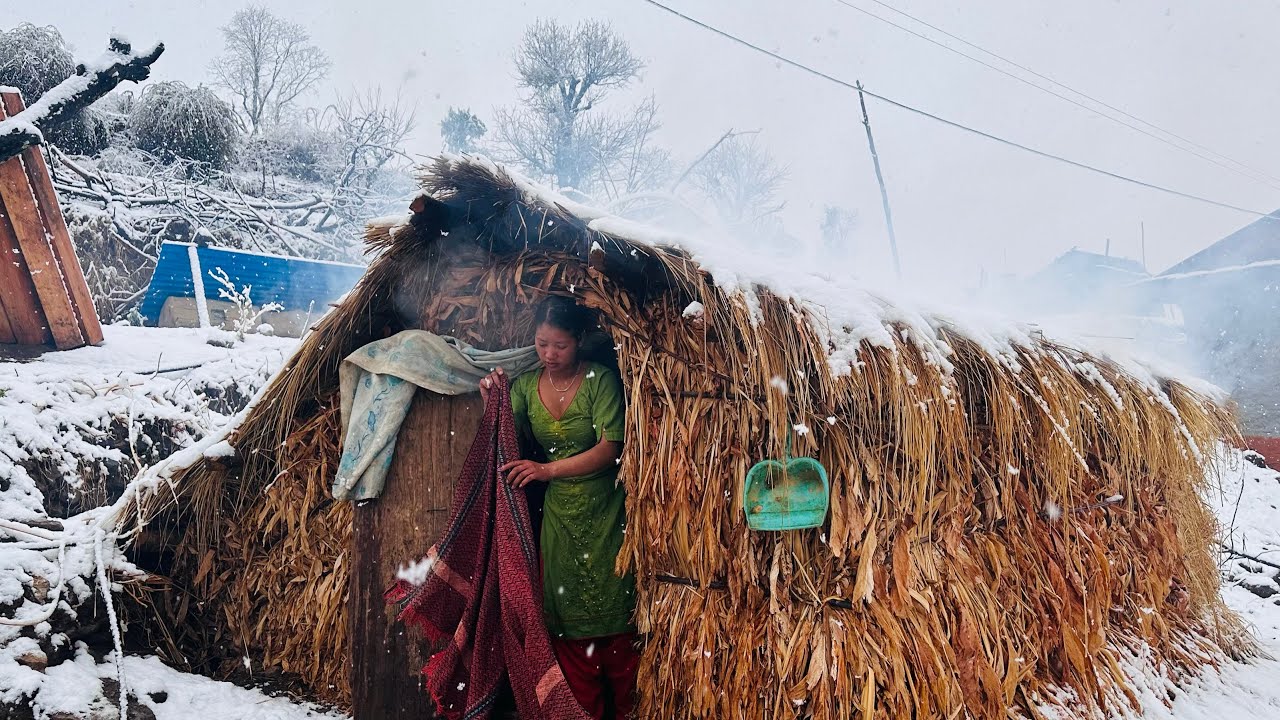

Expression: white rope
xmin=94 ymin=528 xmax=128 ymax=719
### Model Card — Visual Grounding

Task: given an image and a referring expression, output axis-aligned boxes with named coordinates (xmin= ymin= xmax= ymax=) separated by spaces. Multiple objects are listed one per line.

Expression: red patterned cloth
xmin=384 ymin=374 xmax=590 ymax=720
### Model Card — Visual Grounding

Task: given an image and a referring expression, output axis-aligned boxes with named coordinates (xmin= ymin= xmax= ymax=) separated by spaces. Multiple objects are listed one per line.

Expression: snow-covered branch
xmin=0 ymin=37 xmax=164 ymax=164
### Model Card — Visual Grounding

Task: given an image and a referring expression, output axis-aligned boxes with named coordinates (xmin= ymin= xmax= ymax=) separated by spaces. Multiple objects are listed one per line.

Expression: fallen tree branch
xmin=1220 ymin=543 xmax=1280 ymax=571
xmin=49 ymin=143 xmax=111 ymax=191
xmin=228 ymin=183 xmax=301 ymax=256
xmin=53 ymin=181 xmax=177 ymax=206
xmin=0 ymin=37 xmax=164 ymax=164
xmin=239 ymin=195 xmax=328 ymax=211
xmin=109 ymin=213 xmax=158 ymax=264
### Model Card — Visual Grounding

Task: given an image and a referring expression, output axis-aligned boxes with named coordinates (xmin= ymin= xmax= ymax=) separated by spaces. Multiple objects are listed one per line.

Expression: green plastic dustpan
xmin=744 ymin=432 xmax=830 ymax=531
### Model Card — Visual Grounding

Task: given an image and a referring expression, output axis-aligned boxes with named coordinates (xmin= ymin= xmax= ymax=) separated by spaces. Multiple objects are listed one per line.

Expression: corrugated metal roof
xmin=139 ymin=242 xmax=366 ymax=323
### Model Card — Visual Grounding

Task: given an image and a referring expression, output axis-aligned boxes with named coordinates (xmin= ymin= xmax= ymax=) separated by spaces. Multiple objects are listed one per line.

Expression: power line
xmin=855 ymin=0 xmax=1280 ymax=188
xmin=635 ymin=0 xmax=1280 ymax=221
xmin=830 ymin=0 xmax=1280 ymax=192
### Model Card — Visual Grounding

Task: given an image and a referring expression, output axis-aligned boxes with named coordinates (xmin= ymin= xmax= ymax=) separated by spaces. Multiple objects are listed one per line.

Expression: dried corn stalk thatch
xmin=119 ymin=155 xmax=1250 ymax=718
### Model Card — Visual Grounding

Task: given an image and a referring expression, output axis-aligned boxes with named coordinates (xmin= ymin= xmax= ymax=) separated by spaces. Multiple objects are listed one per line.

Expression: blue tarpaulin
xmin=139 ymin=242 xmax=366 ymax=323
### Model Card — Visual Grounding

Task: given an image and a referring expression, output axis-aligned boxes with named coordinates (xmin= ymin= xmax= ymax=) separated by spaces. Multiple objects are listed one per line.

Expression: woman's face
xmin=535 ymin=323 xmax=579 ymax=372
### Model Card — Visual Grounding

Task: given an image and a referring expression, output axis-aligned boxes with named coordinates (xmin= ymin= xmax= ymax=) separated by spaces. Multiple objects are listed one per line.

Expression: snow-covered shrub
xmin=236 ymin=122 xmax=343 ymax=185
xmin=131 ymin=81 xmax=239 ymax=168
xmin=0 ymin=23 xmax=110 ymax=155
xmin=208 ymin=267 xmax=283 ymax=341
xmin=0 ymin=23 xmax=73 ymax=98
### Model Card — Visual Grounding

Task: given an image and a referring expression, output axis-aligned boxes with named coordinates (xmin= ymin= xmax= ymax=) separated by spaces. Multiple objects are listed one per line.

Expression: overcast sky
xmin=10 ymin=0 xmax=1280 ymax=293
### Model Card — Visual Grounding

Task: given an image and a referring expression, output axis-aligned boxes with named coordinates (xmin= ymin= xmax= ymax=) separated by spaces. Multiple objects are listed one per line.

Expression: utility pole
xmin=856 ymin=80 xmax=902 ymax=280
xmin=1140 ymin=221 xmax=1147 ymax=270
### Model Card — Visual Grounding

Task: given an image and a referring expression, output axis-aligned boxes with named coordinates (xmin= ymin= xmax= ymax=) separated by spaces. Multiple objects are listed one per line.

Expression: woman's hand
xmin=478 ymin=367 xmax=504 ymax=404
xmin=500 ymin=459 xmax=555 ymax=487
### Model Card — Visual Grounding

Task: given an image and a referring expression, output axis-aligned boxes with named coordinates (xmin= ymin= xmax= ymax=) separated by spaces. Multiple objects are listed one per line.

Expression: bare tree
xmin=597 ymin=97 xmax=671 ymax=199
xmin=211 ymin=6 xmax=330 ymax=134
xmin=689 ymin=134 xmax=788 ymax=225
xmin=821 ymin=205 xmax=857 ymax=252
xmin=312 ymin=87 xmax=418 ymax=229
xmin=492 ymin=19 xmax=667 ymax=194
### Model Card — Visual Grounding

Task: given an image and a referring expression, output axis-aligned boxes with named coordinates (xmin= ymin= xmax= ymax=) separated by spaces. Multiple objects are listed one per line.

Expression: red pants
xmin=552 ymin=633 xmax=639 ymax=719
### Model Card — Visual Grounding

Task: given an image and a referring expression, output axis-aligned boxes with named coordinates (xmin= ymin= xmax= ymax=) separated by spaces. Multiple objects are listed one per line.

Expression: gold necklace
xmin=547 ymin=363 xmax=581 ymax=393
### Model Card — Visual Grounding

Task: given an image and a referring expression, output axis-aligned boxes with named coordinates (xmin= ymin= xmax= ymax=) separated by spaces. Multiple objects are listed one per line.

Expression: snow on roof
xmin=1145 ymin=258 xmax=1280 ymax=283
xmin=437 ymin=155 xmax=1192 ymax=390
xmin=1162 ymin=212 xmax=1280 ymax=277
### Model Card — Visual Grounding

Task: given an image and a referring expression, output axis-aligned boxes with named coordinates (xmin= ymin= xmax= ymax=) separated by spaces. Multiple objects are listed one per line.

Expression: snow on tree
xmin=0 ymin=35 xmax=164 ymax=164
xmin=492 ymin=19 xmax=669 ymax=196
xmin=440 ymin=106 xmax=486 ymax=154
xmin=211 ymin=6 xmax=330 ymax=134
xmin=237 ymin=122 xmax=344 ymax=186
xmin=688 ymin=134 xmax=788 ymax=226
xmin=598 ymin=97 xmax=671 ymax=200
xmin=0 ymin=24 xmax=74 ymax=101
xmin=0 ymin=23 xmax=110 ymax=155
xmin=131 ymin=81 xmax=239 ymax=168
xmin=311 ymin=87 xmax=417 ymax=229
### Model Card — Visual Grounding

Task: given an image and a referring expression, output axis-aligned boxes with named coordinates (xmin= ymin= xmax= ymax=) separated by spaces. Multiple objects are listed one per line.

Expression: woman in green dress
xmin=479 ymin=298 xmax=637 ymax=719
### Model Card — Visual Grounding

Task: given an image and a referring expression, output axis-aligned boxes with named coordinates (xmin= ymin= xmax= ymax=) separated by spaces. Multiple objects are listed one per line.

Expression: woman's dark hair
xmin=532 ymin=297 xmax=593 ymax=339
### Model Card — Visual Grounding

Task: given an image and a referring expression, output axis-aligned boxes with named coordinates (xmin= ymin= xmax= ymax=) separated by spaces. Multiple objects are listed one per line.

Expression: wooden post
xmin=0 ymin=90 xmax=103 ymax=349
xmin=0 ymin=190 xmax=51 ymax=345
xmin=350 ymin=391 xmax=483 ymax=720
xmin=856 ymin=81 xmax=903 ymax=280
xmin=1 ymin=92 xmax=104 ymax=345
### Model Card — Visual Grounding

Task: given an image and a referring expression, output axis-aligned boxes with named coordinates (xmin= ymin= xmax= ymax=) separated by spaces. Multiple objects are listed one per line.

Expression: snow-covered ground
xmin=32 ymin=651 xmax=343 ymax=719
xmin=0 ymin=325 xmax=321 ymax=719
xmin=1110 ymin=451 xmax=1280 ymax=719
xmin=3 ymin=326 xmax=1280 ymax=718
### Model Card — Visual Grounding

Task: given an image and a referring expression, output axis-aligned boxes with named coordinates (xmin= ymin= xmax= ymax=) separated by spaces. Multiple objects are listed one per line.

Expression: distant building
xmin=139 ymin=242 xmax=366 ymax=337
xmin=1142 ymin=212 xmax=1280 ymax=440
xmin=1024 ymin=248 xmax=1151 ymax=315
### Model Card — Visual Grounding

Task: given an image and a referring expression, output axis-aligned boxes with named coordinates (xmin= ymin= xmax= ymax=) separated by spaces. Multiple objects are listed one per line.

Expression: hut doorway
xmin=348 ymin=296 xmax=623 ymax=720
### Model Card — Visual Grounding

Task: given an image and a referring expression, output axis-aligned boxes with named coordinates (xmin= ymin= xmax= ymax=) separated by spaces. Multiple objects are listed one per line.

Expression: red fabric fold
xmin=384 ymin=374 xmax=591 ymax=720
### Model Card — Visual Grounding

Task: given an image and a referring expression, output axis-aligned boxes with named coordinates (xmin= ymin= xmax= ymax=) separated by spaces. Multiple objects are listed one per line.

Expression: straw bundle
xmin=118 ymin=156 xmax=1248 ymax=718
xmin=578 ymin=269 xmax=1247 ymax=719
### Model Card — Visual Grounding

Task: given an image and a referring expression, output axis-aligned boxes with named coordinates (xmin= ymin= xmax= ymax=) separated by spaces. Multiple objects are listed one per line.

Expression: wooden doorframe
xmin=349 ymin=391 xmax=482 ymax=719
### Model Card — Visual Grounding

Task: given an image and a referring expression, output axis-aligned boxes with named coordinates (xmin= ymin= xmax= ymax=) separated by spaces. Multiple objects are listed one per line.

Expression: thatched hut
xmin=122 ymin=155 xmax=1249 ymax=719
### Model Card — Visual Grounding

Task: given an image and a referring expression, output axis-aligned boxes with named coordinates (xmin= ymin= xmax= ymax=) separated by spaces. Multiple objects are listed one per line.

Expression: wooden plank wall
xmin=0 ymin=90 xmax=103 ymax=349
xmin=350 ymin=391 xmax=483 ymax=719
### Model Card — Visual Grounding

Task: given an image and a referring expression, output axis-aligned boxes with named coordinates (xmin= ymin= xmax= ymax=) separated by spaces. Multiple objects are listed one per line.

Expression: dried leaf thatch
xmin=120 ymin=156 xmax=1250 ymax=717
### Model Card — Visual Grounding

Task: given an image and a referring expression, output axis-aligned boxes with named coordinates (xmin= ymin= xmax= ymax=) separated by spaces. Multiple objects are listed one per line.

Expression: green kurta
xmin=510 ymin=361 xmax=635 ymax=639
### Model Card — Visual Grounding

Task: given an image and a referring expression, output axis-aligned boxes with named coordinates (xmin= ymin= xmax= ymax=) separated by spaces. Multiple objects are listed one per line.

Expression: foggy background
xmin=18 ymin=0 xmax=1280 ymax=293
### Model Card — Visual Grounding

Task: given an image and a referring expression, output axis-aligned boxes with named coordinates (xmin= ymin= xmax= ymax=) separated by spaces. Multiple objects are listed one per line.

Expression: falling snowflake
xmin=1043 ymin=500 xmax=1062 ymax=521
xmin=769 ymin=376 xmax=789 ymax=395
